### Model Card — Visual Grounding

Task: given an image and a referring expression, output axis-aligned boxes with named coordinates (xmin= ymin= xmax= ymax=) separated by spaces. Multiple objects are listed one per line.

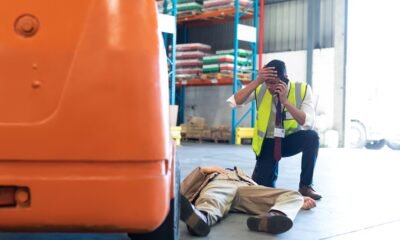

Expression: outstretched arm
xmin=301 ymin=196 xmax=317 ymax=210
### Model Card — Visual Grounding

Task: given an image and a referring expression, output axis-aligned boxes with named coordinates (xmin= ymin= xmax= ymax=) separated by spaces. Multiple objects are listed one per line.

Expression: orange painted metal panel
xmin=0 ymin=161 xmax=170 ymax=232
xmin=0 ymin=0 xmax=170 ymax=161
xmin=0 ymin=0 xmax=174 ymax=232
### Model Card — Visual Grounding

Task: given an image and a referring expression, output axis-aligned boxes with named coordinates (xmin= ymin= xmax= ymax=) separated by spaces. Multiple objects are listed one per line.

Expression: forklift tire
xmin=365 ymin=139 xmax=386 ymax=150
xmin=387 ymin=140 xmax=400 ymax=150
xmin=349 ymin=120 xmax=367 ymax=149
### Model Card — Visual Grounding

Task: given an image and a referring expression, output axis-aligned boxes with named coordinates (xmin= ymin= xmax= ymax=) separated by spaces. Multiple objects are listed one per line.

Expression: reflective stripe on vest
xmin=252 ymin=81 xmax=307 ymax=156
xmin=256 ymin=83 xmax=268 ymax=110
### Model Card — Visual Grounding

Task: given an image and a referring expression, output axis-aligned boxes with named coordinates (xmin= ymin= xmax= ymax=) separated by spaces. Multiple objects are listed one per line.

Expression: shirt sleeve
xmin=180 ymin=167 xmax=207 ymax=199
xmin=300 ymin=85 xmax=316 ymax=129
xmin=226 ymin=88 xmax=256 ymax=108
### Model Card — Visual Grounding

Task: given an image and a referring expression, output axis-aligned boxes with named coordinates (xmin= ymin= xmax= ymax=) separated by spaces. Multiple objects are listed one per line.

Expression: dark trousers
xmin=252 ymin=130 xmax=320 ymax=188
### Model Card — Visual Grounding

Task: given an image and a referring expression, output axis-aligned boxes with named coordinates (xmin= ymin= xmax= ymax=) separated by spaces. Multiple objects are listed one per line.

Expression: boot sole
xmin=247 ymin=215 xmax=293 ymax=234
xmin=180 ymin=195 xmax=210 ymax=237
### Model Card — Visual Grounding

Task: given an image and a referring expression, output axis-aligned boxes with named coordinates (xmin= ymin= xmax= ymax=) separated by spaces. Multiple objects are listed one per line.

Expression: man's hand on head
xmin=256 ymin=67 xmax=277 ymax=84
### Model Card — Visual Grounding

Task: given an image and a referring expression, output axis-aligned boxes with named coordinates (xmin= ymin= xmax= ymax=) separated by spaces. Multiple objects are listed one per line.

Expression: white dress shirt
xmin=226 ymin=82 xmax=316 ymax=137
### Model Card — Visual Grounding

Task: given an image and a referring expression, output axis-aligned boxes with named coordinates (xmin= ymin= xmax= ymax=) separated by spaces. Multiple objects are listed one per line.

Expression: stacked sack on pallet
xmin=174 ymin=43 xmax=212 ymax=80
xmin=176 ymin=0 xmax=204 ymax=16
xmin=210 ymin=125 xmax=231 ymax=143
xmin=181 ymin=117 xmax=231 ymax=143
xmin=157 ymin=0 xmax=204 ymax=16
xmin=181 ymin=116 xmax=210 ymax=140
xmin=203 ymin=0 xmax=253 ymax=11
xmin=202 ymin=49 xmax=253 ymax=76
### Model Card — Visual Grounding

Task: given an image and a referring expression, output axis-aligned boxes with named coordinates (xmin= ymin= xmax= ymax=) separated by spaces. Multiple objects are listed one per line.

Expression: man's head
xmin=263 ymin=60 xmax=288 ymax=94
xmin=264 ymin=59 xmax=288 ymax=84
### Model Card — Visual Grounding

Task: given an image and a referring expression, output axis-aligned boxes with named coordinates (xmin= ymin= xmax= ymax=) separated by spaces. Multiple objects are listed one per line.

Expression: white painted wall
xmin=344 ymin=0 xmax=400 ymax=142
xmin=262 ymin=51 xmax=307 ymax=83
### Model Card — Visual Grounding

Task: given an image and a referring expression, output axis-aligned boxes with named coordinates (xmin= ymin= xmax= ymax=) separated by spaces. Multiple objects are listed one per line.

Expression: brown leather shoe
xmin=180 ymin=194 xmax=210 ymax=237
xmin=299 ymin=186 xmax=322 ymax=200
xmin=247 ymin=211 xmax=293 ymax=234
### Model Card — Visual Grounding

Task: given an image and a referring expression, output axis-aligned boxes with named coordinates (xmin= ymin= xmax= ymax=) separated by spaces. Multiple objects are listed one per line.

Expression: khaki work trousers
xmin=194 ymin=179 xmax=304 ymax=226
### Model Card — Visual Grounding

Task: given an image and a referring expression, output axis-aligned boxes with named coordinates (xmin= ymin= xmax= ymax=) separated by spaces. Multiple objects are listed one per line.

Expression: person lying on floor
xmin=180 ymin=166 xmax=316 ymax=237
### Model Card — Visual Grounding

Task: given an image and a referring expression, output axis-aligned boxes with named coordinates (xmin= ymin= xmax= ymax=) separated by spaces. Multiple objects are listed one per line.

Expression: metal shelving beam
xmin=176 ymin=78 xmax=251 ymax=87
xmin=231 ymin=0 xmax=240 ymax=144
xmin=178 ymin=7 xmax=253 ymax=24
xmin=173 ymin=0 xmax=263 ymax=143
xmin=231 ymin=0 xmax=259 ymax=144
xmin=170 ymin=0 xmax=177 ymax=104
xmin=160 ymin=0 xmax=177 ymax=105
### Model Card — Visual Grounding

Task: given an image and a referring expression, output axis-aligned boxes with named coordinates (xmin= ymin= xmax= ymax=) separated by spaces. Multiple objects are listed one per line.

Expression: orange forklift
xmin=0 ymin=0 xmax=180 ymax=239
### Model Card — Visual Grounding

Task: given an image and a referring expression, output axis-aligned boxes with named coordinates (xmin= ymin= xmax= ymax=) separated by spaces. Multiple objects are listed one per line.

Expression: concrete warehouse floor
xmin=1 ymin=143 xmax=400 ymax=240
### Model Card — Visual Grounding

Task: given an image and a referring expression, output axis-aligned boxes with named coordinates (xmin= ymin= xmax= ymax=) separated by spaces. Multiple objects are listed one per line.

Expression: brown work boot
xmin=299 ymin=186 xmax=322 ymax=200
xmin=180 ymin=194 xmax=210 ymax=237
xmin=247 ymin=210 xmax=293 ymax=234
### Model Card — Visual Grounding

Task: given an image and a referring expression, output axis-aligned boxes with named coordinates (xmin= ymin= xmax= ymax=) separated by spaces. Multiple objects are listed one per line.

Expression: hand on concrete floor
xmin=302 ymin=196 xmax=317 ymax=210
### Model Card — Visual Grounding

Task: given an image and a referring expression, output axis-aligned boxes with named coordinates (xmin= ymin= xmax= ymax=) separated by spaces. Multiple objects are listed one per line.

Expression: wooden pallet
xmin=200 ymin=72 xmax=252 ymax=81
xmin=176 ymin=74 xmax=201 ymax=81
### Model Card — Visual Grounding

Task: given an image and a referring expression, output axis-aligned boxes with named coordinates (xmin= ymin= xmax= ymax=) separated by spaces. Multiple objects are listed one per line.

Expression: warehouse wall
xmin=183 ymin=48 xmax=335 ymax=131
xmin=184 ymin=0 xmax=334 ymax=53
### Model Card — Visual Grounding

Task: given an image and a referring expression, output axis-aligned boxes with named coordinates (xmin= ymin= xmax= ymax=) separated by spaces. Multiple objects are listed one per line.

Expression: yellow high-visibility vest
xmin=252 ymin=81 xmax=307 ymax=156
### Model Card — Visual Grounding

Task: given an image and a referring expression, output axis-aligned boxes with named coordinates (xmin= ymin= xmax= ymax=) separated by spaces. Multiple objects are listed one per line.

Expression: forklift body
xmin=0 ymin=0 xmax=177 ymax=237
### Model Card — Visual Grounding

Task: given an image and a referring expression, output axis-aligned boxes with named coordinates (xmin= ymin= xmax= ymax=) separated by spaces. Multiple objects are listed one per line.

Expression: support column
xmin=306 ymin=0 xmax=320 ymax=87
xmin=334 ymin=0 xmax=348 ymax=147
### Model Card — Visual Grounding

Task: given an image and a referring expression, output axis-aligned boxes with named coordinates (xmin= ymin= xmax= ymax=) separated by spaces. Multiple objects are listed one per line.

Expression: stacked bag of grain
xmin=185 ymin=116 xmax=211 ymax=141
xmin=210 ymin=125 xmax=231 ymax=143
xmin=203 ymin=0 xmax=253 ymax=11
xmin=174 ymin=43 xmax=212 ymax=80
xmin=157 ymin=0 xmax=204 ymax=16
xmin=202 ymin=48 xmax=253 ymax=74
xmin=181 ymin=118 xmax=232 ymax=143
